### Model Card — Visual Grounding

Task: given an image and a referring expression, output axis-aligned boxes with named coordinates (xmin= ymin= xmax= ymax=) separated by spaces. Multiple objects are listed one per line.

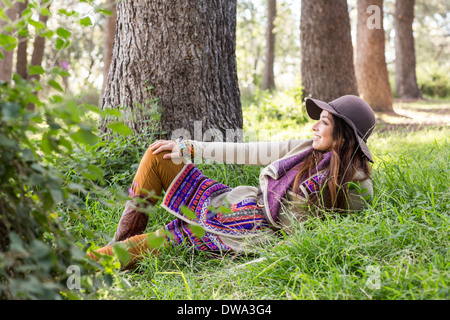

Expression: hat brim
xmin=305 ymin=98 xmax=374 ymax=163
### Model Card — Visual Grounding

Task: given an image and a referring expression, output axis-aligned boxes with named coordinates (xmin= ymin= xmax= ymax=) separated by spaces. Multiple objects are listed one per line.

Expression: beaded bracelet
xmin=184 ymin=139 xmax=195 ymax=161
xmin=175 ymin=138 xmax=194 ymax=161
xmin=175 ymin=138 xmax=186 ymax=157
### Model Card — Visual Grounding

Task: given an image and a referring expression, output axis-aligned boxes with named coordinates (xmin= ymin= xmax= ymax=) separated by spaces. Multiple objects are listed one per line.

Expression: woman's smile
xmin=311 ymin=110 xmax=334 ymax=151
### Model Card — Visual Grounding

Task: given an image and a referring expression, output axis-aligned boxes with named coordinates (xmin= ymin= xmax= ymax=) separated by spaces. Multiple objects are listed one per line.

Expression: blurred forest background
xmin=0 ymin=0 xmax=449 ymax=300
xmin=1 ymin=0 xmax=449 ymax=105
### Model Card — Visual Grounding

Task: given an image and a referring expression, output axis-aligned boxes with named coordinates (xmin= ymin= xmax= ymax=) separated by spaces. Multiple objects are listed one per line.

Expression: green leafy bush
xmin=0 ymin=77 xmax=100 ymax=299
xmin=243 ymin=86 xmax=309 ymax=141
xmin=417 ymin=62 xmax=450 ymax=98
xmin=0 ymin=1 xmax=129 ymax=299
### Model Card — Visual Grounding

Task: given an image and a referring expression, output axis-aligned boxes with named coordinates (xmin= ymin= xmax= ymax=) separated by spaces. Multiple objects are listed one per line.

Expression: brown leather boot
xmin=108 ymin=199 xmax=149 ymax=245
xmin=87 ymin=233 xmax=163 ymax=269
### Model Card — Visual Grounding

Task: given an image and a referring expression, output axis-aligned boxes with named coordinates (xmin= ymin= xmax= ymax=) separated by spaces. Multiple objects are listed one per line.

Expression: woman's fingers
xmin=162 ymin=151 xmax=180 ymax=159
xmin=152 ymin=144 xmax=172 ymax=154
xmin=150 ymin=140 xmax=170 ymax=152
xmin=150 ymin=140 xmax=181 ymax=157
xmin=149 ymin=140 xmax=169 ymax=150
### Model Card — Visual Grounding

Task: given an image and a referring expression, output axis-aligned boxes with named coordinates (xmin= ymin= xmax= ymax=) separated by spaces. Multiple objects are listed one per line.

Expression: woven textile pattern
xmin=162 ymin=164 xmax=270 ymax=252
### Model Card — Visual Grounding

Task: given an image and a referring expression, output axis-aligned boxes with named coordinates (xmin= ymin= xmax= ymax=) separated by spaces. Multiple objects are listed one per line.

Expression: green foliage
xmin=0 ymin=76 xmax=112 ymax=299
xmin=242 ymin=86 xmax=309 ymax=141
xmin=417 ymin=62 xmax=450 ymax=98
xmin=53 ymin=127 xmax=153 ymax=241
xmin=0 ymin=1 xmax=132 ymax=300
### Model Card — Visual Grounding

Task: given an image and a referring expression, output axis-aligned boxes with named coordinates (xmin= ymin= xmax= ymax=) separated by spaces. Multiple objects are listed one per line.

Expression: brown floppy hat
xmin=305 ymin=95 xmax=376 ymax=163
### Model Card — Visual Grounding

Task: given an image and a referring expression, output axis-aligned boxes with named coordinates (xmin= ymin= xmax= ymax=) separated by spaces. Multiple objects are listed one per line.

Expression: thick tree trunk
xmin=300 ymin=0 xmax=358 ymax=102
xmin=356 ymin=0 xmax=393 ymax=112
xmin=394 ymin=0 xmax=421 ymax=99
xmin=262 ymin=0 xmax=276 ymax=91
xmin=100 ymin=0 xmax=116 ymax=101
xmin=0 ymin=1 xmax=18 ymax=82
xmin=100 ymin=0 xmax=243 ymax=142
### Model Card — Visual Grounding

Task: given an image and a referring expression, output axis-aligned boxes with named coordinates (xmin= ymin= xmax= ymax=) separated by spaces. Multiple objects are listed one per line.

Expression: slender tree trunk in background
xmin=300 ymin=0 xmax=358 ymax=102
xmin=0 ymin=1 xmax=18 ymax=82
xmin=262 ymin=0 xmax=276 ymax=91
xmin=100 ymin=0 xmax=242 ymax=141
xmin=253 ymin=45 xmax=261 ymax=89
xmin=26 ymin=0 xmax=50 ymax=111
xmin=394 ymin=0 xmax=421 ymax=99
xmin=16 ymin=0 xmax=28 ymax=80
xmin=100 ymin=0 xmax=117 ymax=102
xmin=356 ymin=0 xmax=393 ymax=112
xmin=29 ymin=0 xmax=50 ymax=83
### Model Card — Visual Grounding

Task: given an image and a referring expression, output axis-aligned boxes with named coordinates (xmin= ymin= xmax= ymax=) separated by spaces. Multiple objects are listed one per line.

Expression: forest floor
xmin=375 ymin=99 xmax=449 ymax=133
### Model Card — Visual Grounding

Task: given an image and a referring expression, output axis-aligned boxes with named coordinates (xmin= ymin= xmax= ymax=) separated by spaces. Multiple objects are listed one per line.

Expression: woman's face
xmin=311 ymin=110 xmax=335 ymax=151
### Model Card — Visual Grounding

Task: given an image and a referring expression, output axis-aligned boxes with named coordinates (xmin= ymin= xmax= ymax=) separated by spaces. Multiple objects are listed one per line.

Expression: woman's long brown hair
xmin=293 ymin=115 xmax=371 ymax=212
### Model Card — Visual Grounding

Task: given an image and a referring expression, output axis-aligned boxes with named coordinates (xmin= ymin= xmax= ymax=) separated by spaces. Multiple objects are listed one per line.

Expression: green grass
xmin=63 ymin=97 xmax=450 ymax=300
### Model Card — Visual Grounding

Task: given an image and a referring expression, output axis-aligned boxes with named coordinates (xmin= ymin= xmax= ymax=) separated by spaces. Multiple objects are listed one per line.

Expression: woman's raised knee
xmin=143 ymin=146 xmax=186 ymax=167
xmin=143 ymin=147 xmax=170 ymax=165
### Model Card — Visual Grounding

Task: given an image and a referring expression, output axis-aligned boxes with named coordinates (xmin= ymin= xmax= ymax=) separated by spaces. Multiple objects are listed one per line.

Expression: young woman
xmin=87 ymin=95 xmax=376 ymax=269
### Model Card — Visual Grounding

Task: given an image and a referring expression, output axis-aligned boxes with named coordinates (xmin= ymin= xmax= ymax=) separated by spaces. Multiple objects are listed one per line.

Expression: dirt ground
xmin=375 ymin=99 xmax=450 ymax=133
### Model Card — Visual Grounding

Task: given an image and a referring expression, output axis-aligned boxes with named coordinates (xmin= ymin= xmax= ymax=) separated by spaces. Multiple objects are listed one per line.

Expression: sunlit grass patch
xmin=65 ymin=95 xmax=449 ymax=300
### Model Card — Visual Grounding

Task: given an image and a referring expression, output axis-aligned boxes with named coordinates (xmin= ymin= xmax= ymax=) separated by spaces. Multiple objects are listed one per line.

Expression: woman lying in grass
xmin=87 ymin=95 xmax=376 ymax=269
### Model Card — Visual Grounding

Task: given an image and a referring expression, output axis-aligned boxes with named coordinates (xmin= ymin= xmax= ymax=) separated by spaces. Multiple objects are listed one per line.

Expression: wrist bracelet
xmin=175 ymin=138 xmax=186 ymax=156
xmin=175 ymin=138 xmax=194 ymax=161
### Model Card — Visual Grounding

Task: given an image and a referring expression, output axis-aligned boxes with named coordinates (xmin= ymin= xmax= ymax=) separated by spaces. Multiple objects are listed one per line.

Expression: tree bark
xmin=300 ymin=0 xmax=358 ymax=102
xmin=394 ymin=0 xmax=421 ymax=99
xmin=29 ymin=0 xmax=50 ymax=83
xmin=100 ymin=0 xmax=243 ymax=142
xmin=16 ymin=0 xmax=28 ymax=80
xmin=100 ymin=0 xmax=117 ymax=101
xmin=356 ymin=0 xmax=393 ymax=112
xmin=0 ymin=1 xmax=18 ymax=82
xmin=262 ymin=0 xmax=276 ymax=91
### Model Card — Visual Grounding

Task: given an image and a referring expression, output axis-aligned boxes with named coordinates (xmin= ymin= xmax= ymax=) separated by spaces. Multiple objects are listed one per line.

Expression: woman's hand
xmin=149 ymin=140 xmax=181 ymax=159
